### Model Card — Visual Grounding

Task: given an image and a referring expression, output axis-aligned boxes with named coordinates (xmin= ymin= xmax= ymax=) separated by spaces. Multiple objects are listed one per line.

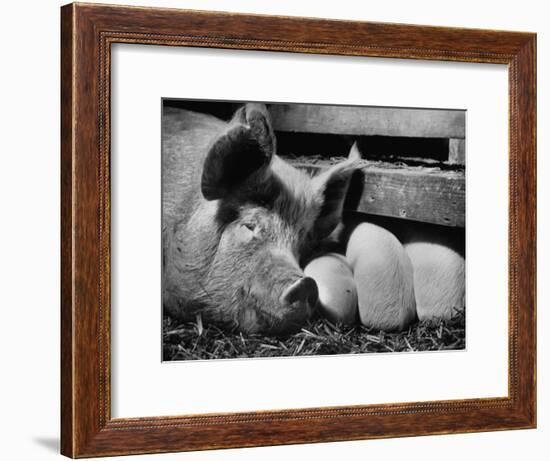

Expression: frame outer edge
xmin=532 ymin=34 xmax=537 ymax=428
xmin=507 ymin=33 xmax=537 ymax=428
xmin=62 ymin=2 xmax=104 ymax=457
xmin=61 ymin=3 xmax=76 ymax=458
xmin=517 ymin=33 xmax=537 ymax=427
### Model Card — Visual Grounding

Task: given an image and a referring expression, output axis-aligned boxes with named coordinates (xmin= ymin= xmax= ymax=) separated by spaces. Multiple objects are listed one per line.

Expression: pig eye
xmin=242 ymin=222 xmax=256 ymax=232
xmin=236 ymin=222 xmax=258 ymax=242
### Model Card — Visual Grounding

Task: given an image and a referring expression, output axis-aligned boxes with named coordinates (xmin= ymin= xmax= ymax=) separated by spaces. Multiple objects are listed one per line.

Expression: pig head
xmin=162 ymin=103 xmax=358 ymax=334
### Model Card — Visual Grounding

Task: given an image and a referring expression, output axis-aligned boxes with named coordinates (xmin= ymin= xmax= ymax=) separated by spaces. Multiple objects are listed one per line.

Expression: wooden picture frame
xmin=60 ymin=2 xmax=536 ymax=457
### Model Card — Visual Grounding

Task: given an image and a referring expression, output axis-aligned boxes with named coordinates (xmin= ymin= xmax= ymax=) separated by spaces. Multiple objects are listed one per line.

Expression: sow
xmin=162 ymin=103 xmax=358 ymax=334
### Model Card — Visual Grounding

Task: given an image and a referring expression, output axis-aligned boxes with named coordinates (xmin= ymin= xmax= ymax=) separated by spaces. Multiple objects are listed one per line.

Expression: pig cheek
xmin=235 ymin=285 xmax=281 ymax=334
xmin=237 ymin=307 xmax=261 ymax=334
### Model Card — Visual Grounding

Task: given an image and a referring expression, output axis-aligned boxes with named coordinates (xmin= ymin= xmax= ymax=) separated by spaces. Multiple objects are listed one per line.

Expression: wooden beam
xmin=356 ymin=166 xmax=464 ymax=227
xmin=293 ymin=162 xmax=465 ymax=227
xmin=269 ymin=104 xmax=465 ymax=139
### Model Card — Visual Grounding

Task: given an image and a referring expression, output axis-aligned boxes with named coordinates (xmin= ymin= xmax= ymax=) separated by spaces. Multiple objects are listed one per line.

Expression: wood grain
xmin=60 ymin=2 xmax=536 ymax=458
xmin=60 ymin=4 xmax=74 ymax=456
xmin=269 ymin=104 xmax=465 ymax=138
xmin=355 ymin=167 xmax=464 ymax=227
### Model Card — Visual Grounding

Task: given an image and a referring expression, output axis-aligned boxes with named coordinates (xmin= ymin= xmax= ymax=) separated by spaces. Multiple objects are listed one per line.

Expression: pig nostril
xmin=281 ymin=277 xmax=319 ymax=306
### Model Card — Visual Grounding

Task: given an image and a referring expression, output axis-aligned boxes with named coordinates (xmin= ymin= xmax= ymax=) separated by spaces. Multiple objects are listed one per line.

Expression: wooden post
xmin=448 ymin=138 xmax=465 ymax=165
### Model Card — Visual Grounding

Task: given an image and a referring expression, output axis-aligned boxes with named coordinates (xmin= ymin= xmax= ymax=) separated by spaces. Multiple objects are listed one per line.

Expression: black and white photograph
xmin=162 ymin=100 xmax=466 ymax=361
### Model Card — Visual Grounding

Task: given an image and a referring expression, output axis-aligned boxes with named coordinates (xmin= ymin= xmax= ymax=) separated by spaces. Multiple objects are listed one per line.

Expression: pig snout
xmin=281 ymin=276 xmax=319 ymax=309
xmin=245 ymin=257 xmax=319 ymax=335
xmin=265 ymin=276 xmax=318 ymax=335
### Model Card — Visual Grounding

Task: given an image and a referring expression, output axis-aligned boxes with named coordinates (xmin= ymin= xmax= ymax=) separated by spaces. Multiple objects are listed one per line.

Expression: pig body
xmin=346 ymin=223 xmax=417 ymax=331
xmin=162 ymin=104 xmax=358 ymax=334
xmin=304 ymin=253 xmax=357 ymax=325
xmin=404 ymin=242 xmax=465 ymax=320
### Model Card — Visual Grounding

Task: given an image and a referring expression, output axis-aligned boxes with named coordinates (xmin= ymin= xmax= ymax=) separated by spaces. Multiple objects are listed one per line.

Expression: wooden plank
xmin=269 ymin=104 xmax=465 ymax=139
xmin=355 ymin=166 xmax=465 ymax=227
xmin=448 ymin=138 xmax=466 ymax=165
xmin=294 ymin=162 xmax=465 ymax=227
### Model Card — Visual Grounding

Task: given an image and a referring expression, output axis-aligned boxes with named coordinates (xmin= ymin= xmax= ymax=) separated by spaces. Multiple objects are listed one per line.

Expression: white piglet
xmin=346 ymin=223 xmax=417 ymax=331
xmin=304 ymin=253 xmax=358 ymax=325
xmin=404 ymin=242 xmax=465 ymax=321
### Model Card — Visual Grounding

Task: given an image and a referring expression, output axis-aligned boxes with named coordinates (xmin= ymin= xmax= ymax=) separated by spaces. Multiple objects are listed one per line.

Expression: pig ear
xmin=312 ymin=143 xmax=361 ymax=239
xmin=201 ymin=104 xmax=275 ymax=200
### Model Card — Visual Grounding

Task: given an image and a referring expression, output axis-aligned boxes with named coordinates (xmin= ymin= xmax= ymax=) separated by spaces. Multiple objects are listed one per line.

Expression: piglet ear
xmin=201 ymin=104 xmax=275 ymax=200
xmin=312 ymin=143 xmax=361 ymax=239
